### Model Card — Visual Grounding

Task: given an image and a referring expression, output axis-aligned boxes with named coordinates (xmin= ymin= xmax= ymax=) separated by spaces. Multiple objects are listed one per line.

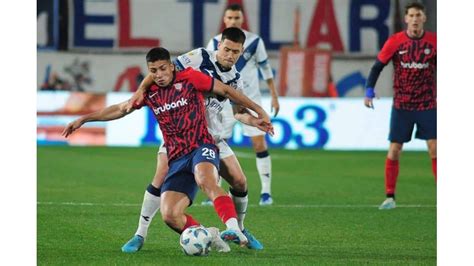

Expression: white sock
xmin=256 ymin=155 xmax=272 ymax=194
xmin=225 ymin=218 xmax=240 ymax=231
xmin=135 ymin=190 xmax=161 ymax=238
xmin=229 ymin=190 xmax=248 ymax=231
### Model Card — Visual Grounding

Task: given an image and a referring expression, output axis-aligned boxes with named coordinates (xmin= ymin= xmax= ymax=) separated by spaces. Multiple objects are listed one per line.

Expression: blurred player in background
xmin=121 ymin=28 xmax=266 ymax=253
xmin=364 ymin=2 xmax=436 ymax=210
xmin=63 ymin=47 xmax=273 ymax=251
xmin=207 ymin=3 xmax=279 ymax=206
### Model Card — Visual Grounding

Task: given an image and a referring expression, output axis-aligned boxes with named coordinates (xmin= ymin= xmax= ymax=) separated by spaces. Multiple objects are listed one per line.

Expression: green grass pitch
xmin=38 ymin=146 xmax=436 ymax=265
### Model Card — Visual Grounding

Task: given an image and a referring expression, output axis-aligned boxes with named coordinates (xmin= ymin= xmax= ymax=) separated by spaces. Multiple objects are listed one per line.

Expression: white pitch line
xmin=37 ymin=202 xmax=436 ymax=208
xmin=233 ymin=151 xmax=302 ymax=160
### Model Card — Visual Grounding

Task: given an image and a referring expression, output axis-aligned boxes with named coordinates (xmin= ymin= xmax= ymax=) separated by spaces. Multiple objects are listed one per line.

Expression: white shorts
xmin=158 ymin=139 xmax=235 ymax=159
xmin=221 ymin=99 xmax=266 ymax=138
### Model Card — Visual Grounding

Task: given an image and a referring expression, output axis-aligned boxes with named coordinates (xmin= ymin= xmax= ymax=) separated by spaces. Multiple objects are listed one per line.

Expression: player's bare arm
xmin=62 ymin=100 xmax=135 ymax=138
xmin=266 ymin=78 xmax=280 ymax=117
xmin=232 ymin=105 xmax=274 ymax=136
xmin=126 ymin=74 xmax=155 ymax=112
xmin=212 ymin=79 xmax=271 ymax=124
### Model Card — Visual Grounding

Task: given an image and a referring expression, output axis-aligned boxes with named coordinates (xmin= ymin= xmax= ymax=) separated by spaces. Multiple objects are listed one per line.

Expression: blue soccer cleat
xmin=242 ymin=229 xmax=263 ymax=250
xmin=121 ymin=235 xmax=144 ymax=253
xmin=220 ymin=229 xmax=248 ymax=246
xmin=379 ymin=198 xmax=396 ymax=210
xmin=259 ymin=193 xmax=273 ymax=206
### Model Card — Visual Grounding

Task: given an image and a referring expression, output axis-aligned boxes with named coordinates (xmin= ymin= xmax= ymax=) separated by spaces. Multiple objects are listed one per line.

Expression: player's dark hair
xmin=221 ymin=27 xmax=246 ymax=44
xmin=146 ymin=47 xmax=171 ymax=63
xmin=225 ymin=3 xmax=243 ymax=12
xmin=405 ymin=2 xmax=425 ymax=14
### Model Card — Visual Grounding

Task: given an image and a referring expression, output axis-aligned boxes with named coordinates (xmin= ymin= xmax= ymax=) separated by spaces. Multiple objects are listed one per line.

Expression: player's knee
xmin=388 ymin=151 xmax=401 ymax=160
xmin=428 ymin=146 xmax=437 ymax=158
xmin=427 ymin=140 xmax=437 ymax=158
xmin=388 ymin=143 xmax=403 ymax=160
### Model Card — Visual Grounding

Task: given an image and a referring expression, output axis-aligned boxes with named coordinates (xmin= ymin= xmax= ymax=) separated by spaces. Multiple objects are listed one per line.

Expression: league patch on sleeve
xmin=181 ymin=55 xmax=192 ymax=65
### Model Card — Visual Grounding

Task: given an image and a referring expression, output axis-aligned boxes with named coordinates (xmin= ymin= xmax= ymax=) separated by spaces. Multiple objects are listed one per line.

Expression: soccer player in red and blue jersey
xmin=364 ymin=2 xmax=436 ymax=210
xmin=62 ymin=47 xmax=273 ymax=247
xmin=122 ymin=28 xmax=267 ymax=253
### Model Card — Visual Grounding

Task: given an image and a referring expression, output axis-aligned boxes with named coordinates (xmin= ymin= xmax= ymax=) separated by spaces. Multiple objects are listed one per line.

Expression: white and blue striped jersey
xmin=173 ymin=48 xmax=243 ymax=142
xmin=207 ymin=30 xmax=273 ymax=100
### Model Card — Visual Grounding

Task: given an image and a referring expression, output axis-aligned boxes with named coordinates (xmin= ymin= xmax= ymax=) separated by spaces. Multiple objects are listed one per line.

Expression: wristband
xmin=365 ymin=87 xmax=375 ymax=98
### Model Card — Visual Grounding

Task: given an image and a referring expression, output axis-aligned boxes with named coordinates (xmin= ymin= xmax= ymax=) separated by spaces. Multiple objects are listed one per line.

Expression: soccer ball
xmin=179 ymin=226 xmax=212 ymax=256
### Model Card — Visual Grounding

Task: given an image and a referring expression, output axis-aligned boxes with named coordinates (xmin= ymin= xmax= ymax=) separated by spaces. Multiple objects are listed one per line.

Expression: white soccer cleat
xmin=379 ymin=197 xmax=396 ymax=210
xmin=207 ymin=227 xmax=231 ymax=253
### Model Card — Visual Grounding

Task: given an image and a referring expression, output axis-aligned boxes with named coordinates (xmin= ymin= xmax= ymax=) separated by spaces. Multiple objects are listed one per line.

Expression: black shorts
xmin=389 ymin=107 xmax=436 ymax=143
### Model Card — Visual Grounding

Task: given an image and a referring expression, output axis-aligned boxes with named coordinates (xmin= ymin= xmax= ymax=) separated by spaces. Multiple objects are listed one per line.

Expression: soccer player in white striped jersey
xmin=207 ymin=3 xmax=280 ymax=206
xmin=121 ymin=27 xmax=266 ymax=253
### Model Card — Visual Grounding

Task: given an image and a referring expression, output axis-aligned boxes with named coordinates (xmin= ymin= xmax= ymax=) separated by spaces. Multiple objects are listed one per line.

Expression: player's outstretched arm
xmin=232 ymin=105 xmax=274 ymax=136
xmin=62 ymin=100 xmax=135 ymax=138
xmin=213 ymin=79 xmax=271 ymax=125
xmin=125 ymin=74 xmax=154 ymax=112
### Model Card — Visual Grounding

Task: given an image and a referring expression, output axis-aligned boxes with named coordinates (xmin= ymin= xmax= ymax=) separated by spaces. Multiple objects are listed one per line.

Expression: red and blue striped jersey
xmin=378 ymin=31 xmax=437 ymax=111
xmin=135 ymin=68 xmax=215 ymax=162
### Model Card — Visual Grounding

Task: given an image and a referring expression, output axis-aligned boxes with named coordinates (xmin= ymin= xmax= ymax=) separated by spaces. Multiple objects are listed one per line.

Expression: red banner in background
xmin=279 ymin=47 xmax=332 ymax=97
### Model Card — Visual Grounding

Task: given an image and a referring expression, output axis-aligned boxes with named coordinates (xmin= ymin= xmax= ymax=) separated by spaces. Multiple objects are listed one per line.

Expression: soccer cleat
xmin=201 ymin=198 xmax=214 ymax=206
xmin=242 ymin=229 xmax=263 ymax=250
xmin=121 ymin=235 xmax=144 ymax=253
xmin=379 ymin=197 xmax=396 ymax=210
xmin=220 ymin=229 xmax=248 ymax=246
xmin=207 ymin=227 xmax=230 ymax=253
xmin=259 ymin=193 xmax=273 ymax=206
